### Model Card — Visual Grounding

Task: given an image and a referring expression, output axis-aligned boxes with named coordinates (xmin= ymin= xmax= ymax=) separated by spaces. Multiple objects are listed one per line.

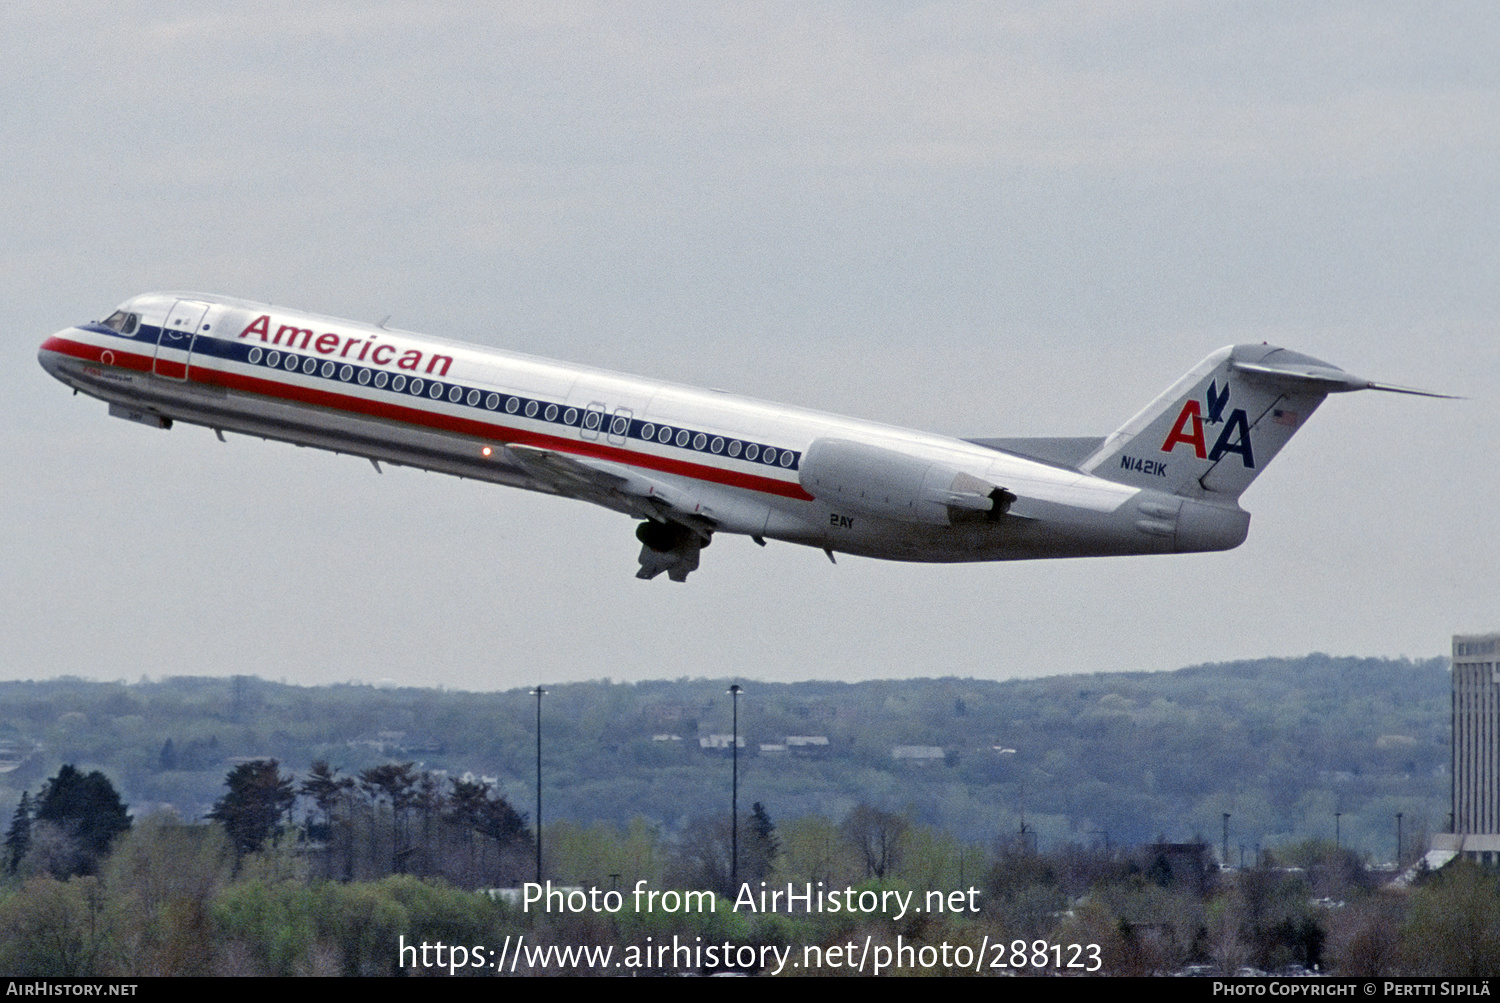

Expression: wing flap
xmin=505 ymin=445 xmax=712 ymax=539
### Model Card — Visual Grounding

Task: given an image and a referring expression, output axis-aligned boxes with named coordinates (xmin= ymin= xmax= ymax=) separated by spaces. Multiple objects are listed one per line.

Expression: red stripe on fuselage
xmin=42 ymin=334 xmax=152 ymax=372
xmin=41 ymin=334 xmax=816 ymax=502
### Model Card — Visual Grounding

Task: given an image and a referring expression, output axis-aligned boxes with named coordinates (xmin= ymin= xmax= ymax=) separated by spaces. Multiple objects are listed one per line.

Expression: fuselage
xmin=38 ymin=292 xmax=1245 ymax=577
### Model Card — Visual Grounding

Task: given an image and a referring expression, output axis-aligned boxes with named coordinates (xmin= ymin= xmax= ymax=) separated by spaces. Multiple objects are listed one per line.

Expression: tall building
xmin=1452 ymin=634 xmax=1500 ymax=834
xmin=1429 ymin=634 xmax=1500 ymax=866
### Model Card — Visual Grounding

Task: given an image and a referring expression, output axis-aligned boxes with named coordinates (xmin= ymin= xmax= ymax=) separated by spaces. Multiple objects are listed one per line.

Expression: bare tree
xmin=841 ymin=803 xmax=908 ymax=879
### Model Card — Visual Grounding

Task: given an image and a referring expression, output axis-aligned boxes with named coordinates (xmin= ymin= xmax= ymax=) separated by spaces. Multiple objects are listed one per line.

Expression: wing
xmin=505 ymin=445 xmax=714 ymax=581
xmin=505 ymin=445 xmax=709 ymax=534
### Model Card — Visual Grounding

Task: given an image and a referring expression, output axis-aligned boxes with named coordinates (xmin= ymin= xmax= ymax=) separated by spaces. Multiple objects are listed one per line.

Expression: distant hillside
xmin=0 ymin=654 xmax=1448 ymax=858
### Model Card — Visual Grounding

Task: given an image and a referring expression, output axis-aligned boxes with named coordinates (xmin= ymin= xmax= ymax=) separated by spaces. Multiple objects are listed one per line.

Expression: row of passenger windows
xmin=242 ymin=345 xmax=798 ymax=469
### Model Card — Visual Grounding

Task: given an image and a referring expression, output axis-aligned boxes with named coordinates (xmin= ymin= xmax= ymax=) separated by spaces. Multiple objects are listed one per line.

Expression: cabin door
xmin=153 ymin=300 xmax=211 ymax=380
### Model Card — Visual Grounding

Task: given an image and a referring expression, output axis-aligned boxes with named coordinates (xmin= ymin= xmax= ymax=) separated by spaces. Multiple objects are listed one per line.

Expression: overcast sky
xmin=4 ymin=3 xmax=1495 ymax=691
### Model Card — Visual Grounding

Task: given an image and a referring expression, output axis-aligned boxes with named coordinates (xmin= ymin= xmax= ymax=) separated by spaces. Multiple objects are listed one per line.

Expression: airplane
xmin=38 ymin=292 xmax=1447 ymax=582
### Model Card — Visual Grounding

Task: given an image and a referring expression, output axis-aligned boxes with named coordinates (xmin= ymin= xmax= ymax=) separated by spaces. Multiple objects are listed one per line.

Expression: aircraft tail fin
xmin=1081 ymin=344 xmax=1412 ymax=501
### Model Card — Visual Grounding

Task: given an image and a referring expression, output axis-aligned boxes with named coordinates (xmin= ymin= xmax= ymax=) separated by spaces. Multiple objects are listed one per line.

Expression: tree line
xmin=6 ymin=759 xmax=534 ymax=890
xmin=2 ymin=760 xmax=1498 ymax=976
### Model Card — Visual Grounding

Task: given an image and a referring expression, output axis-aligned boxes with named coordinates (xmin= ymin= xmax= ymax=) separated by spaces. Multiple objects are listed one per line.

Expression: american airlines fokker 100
xmin=39 ymin=293 xmax=1444 ymax=582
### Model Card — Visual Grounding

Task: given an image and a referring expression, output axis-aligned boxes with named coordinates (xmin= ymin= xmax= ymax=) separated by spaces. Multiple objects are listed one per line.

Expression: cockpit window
xmin=102 ymin=310 xmax=140 ymax=336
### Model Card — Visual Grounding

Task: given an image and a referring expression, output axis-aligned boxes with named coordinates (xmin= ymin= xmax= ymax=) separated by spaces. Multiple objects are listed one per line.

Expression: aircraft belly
xmin=811 ymin=494 xmax=1180 ymax=563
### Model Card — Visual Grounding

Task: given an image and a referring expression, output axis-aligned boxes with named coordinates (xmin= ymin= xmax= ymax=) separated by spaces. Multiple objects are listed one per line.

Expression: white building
xmin=1429 ymin=633 xmax=1500 ymax=867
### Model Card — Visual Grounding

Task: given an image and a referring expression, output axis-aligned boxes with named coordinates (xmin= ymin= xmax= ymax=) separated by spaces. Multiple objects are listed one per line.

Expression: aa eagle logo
xmin=1160 ymin=380 xmax=1255 ymax=468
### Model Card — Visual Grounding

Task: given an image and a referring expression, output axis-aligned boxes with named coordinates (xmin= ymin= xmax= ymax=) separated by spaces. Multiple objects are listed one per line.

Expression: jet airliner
xmin=38 ymin=293 xmax=1442 ymax=581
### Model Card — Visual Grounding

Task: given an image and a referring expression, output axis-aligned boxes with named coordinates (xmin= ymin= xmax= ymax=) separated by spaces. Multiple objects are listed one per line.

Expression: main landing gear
xmin=635 ymin=520 xmax=711 ymax=583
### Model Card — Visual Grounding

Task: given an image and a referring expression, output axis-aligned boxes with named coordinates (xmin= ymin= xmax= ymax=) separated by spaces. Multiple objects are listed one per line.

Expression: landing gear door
xmin=154 ymin=300 xmax=211 ymax=380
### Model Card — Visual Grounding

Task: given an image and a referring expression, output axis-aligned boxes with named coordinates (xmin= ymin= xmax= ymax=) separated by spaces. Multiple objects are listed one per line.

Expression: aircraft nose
xmin=38 ymin=330 xmax=79 ymax=381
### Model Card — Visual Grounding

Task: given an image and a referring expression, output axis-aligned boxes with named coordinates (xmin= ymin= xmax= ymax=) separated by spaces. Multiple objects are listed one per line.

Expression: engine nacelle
xmin=798 ymin=438 xmax=1009 ymax=526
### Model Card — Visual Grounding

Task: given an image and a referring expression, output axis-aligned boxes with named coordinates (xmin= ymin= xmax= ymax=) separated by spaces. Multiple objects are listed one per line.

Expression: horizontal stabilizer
xmin=1231 ymin=360 xmax=1459 ymax=399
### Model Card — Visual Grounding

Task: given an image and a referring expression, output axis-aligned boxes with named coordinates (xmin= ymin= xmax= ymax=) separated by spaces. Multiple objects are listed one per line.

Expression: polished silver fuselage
xmin=41 ymin=292 xmax=1260 ymax=576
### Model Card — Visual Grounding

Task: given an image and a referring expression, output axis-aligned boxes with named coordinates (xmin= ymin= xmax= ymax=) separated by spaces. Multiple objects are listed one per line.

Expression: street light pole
xmin=533 ymin=685 xmax=545 ymax=884
xmin=729 ymin=683 xmax=742 ymax=892
xmin=1396 ymin=812 xmax=1403 ymax=869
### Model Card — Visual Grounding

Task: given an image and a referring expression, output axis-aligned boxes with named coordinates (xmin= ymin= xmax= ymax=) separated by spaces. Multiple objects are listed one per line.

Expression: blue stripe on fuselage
xmin=177 ymin=331 xmax=801 ymax=473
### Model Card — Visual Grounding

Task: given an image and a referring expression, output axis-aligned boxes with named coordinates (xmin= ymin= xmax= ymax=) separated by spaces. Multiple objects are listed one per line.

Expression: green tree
xmin=359 ymin=762 xmax=418 ymax=874
xmin=33 ymin=765 xmax=131 ymax=877
xmin=776 ymin=814 xmax=862 ymax=885
xmin=545 ymin=818 xmax=663 ymax=888
xmin=101 ymin=815 xmax=232 ymax=976
xmin=1403 ymin=860 xmax=1500 ymax=976
xmin=299 ymin=761 xmax=355 ymax=879
xmin=210 ymin=760 xmax=295 ymax=858
xmin=746 ymin=802 xmax=780 ymax=884
xmin=5 ymin=792 xmax=33 ymax=874
xmin=0 ymin=876 xmax=111 ymax=976
xmin=445 ymin=777 xmax=532 ymax=887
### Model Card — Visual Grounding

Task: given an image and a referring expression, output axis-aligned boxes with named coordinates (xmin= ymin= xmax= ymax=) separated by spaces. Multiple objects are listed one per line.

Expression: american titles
xmin=238 ymin=314 xmax=453 ymax=377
